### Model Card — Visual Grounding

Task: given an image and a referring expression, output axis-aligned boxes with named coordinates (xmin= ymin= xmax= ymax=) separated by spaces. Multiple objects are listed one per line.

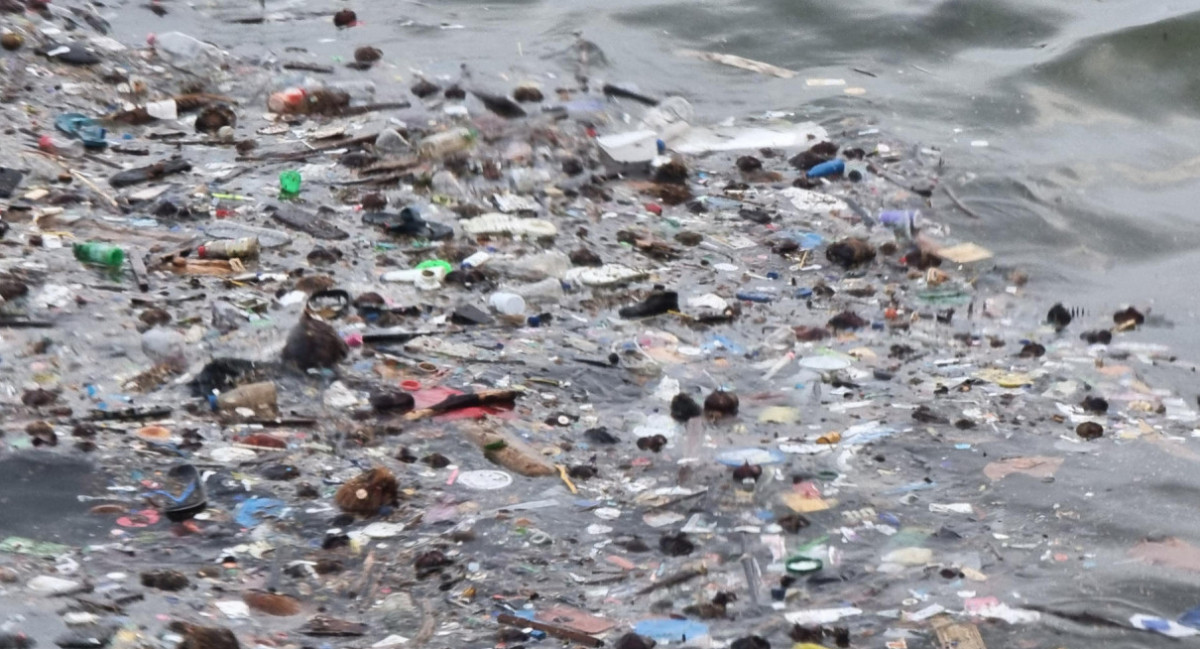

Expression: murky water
xmin=10 ymin=1 xmax=1200 ymax=645
xmin=111 ymin=0 xmax=1200 ymax=311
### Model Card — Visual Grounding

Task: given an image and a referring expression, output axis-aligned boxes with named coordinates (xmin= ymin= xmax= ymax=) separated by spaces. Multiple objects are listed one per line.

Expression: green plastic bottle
xmin=73 ymin=241 xmax=125 ymax=267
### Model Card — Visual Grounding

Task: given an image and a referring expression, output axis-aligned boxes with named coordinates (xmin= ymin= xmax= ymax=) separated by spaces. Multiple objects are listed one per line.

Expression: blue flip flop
xmin=54 ymin=112 xmax=107 ymax=149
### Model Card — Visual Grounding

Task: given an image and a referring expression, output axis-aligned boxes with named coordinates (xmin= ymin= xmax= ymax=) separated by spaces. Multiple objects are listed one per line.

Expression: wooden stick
xmin=635 ymin=563 xmax=707 ymax=596
xmin=129 ymin=253 xmax=150 ymax=292
xmin=942 ymin=183 xmax=982 ymax=220
xmin=402 ymin=389 xmax=521 ymax=421
xmin=237 ymin=131 xmax=380 ymax=162
xmin=496 ymin=613 xmax=604 ymax=647
xmin=71 ymin=169 xmax=121 ymax=210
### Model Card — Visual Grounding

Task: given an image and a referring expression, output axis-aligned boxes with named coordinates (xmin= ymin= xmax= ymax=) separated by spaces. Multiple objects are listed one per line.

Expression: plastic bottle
xmin=197 ymin=237 xmax=260 ymax=259
xmin=417 ymin=127 xmax=476 ymax=159
xmin=201 ymin=222 xmax=291 ymax=248
xmin=511 ymin=278 xmax=565 ymax=305
xmin=268 ymin=88 xmax=307 ymax=114
xmin=38 ymin=135 xmax=84 ymax=158
xmin=380 ymin=266 xmax=446 ymax=290
xmin=846 ymin=161 xmax=869 ymax=182
xmin=374 ymin=128 xmax=407 ymax=154
xmin=73 ymin=241 xmax=124 ymax=267
xmin=488 ymin=292 xmax=526 ymax=316
xmin=807 ymin=159 xmax=845 ymax=178
xmin=215 ymin=382 xmax=278 ymax=417
xmin=736 ymin=291 xmax=774 ymax=303
xmin=324 ymin=79 xmax=376 ymax=101
xmin=639 ymin=96 xmax=695 ymax=142
xmin=491 ymin=250 xmax=570 ymax=281
xmin=879 ymin=210 xmax=921 ymax=240
xmin=461 ymin=251 xmax=491 ymax=269
xmin=148 ymin=32 xmax=228 ymax=71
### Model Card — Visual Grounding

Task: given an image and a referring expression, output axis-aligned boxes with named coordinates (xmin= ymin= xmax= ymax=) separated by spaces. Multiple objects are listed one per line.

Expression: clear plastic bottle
xmin=148 ymin=32 xmax=228 ymax=71
xmin=267 ymin=88 xmax=307 ymax=114
xmin=640 ymin=96 xmax=694 ymax=140
xmin=510 ymin=278 xmax=565 ymax=305
xmin=417 ymin=127 xmax=476 ymax=159
xmin=197 ymin=237 xmax=260 ymax=260
xmin=39 ymin=135 xmax=84 ymax=158
xmin=215 ymin=382 xmax=278 ymax=417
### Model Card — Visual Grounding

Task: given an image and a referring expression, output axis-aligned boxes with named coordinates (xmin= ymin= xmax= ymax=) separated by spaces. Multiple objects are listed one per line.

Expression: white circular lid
xmin=457 ymin=469 xmax=514 ymax=490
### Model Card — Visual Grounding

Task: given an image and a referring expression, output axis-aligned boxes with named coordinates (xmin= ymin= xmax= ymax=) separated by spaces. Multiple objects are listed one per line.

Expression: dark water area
xmin=4 ymin=1 xmax=1200 ymax=647
xmin=107 ymin=0 xmax=1200 ymax=310
xmin=0 ymin=452 xmax=110 ymax=544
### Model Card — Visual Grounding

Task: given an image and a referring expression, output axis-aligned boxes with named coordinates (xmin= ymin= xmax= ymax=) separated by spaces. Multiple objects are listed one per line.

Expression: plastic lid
xmin=456 ymin=470 xmax=513 ymax=490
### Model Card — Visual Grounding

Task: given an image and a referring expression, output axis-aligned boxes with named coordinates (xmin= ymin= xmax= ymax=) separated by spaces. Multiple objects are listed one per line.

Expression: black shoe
xmin=618 ymin=290 xmax=678 ymax=319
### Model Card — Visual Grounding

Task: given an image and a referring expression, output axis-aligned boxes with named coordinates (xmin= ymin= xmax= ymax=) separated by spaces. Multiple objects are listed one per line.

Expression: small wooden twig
xmin=943 ymin=183 xmax=982 ymax=219
xmin=496 ymin=613 xmax=604 ymax=647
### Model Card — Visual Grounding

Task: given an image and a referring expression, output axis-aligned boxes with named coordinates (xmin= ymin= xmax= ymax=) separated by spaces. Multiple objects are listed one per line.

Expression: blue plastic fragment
xmin=736 ymin=291 xmax=773 ymax=303
xmin=234 ymin=497 xmax=286 ymax=528
xmin=1180 ymin=606 xmax=1200 ymax=629
xmin=634 ymin=618 xmax=709 ymax=642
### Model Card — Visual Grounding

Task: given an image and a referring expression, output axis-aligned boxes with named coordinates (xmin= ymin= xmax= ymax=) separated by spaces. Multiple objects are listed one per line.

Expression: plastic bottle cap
xmin=400 ymin=380 xmax=421 ymax=391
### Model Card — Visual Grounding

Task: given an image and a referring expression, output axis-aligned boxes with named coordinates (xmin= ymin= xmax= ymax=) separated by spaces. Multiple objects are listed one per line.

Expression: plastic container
xmin=197 ymin=237 xmax=259 ymax=259
xmin=488 ymin=292 xmax=526 ymax=316
xmin=73 ymin=241 xmax=124 ymax=267
xmin=596 ymin=130 xmax=657 ymax=169
xmin=201 ymin=222 xmax=292 ymax=248
xmin=279 ymin=170 xmax=302 ymax=196
xmin=417 ymin=127 xmax=476 ymax=159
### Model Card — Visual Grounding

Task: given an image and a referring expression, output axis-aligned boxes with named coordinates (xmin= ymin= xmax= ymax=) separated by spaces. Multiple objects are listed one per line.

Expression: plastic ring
xmin=785 ymin=556 xmax=823 ymax=575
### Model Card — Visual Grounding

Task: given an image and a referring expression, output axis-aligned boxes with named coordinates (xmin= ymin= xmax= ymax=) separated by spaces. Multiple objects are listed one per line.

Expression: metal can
xmin=197 ymin=237 xmax=260 ymax=259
